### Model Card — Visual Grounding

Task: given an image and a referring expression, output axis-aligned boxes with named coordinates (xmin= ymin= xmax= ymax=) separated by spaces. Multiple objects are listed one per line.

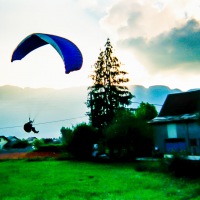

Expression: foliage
xmin=104 ymin=108 xmax=154 ymax=159
xmin=33 ymin=139 xmax=44 ymax=150
xmin=86 ymin=39 xmax=133 ymax=131
xmin=60 ymin=126 xmax=73 ymax=146
xmin=33 ymin=138 xmax=62 ymax=152
xmin=67 ymin=123 xmax=98 ymax=159
xmin=135 ymin=102 xmax=158 ymax=121
xmin=1 ymin=160 xmax=200 ymax=199
xmin=4 ymin=139 xmax=30 ymax=149
xmin=43 ymin=138 xmax=54 ymax=144
xmin=10 ymin=140 xmax=30 ymax=149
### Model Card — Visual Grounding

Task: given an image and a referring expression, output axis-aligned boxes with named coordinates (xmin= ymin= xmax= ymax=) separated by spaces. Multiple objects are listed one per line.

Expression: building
xmin=0 ymin=136 xmax=9 ymax=149
xmin=149 ymin=90 xmax=200 ymax=155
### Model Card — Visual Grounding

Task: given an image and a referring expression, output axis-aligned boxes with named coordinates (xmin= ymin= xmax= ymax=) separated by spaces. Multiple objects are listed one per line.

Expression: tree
xmin=60 ymin=127 xmax=73 ymax=146
xmin=67 ymin=123 xmax=98 ymax=159
xmin=105 ymin=108 xmax=154 ymax=159
xmin=33 ymin=139 xmax=44 ymax=150
xmin=135 ymin=102 xmax=158 ymax=121
xmin=86 ymin=39 xmax=133 ymax=131
xmin=11 ymin=139 xmax=30 ymax=149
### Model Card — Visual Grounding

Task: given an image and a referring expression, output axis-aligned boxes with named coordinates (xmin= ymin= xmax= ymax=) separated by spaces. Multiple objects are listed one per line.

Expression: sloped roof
xmin=149 ymin=114 xmax=199 ymax=123
xmin=149 ymin=90 xmax=200 ymax=124
xmin=0 ymin=136 xmax=9 ymax=141
xmin=158 ymin=90 xmax=200 ymax=117
xmin=7 ymin=136 xmax=20 ymax=141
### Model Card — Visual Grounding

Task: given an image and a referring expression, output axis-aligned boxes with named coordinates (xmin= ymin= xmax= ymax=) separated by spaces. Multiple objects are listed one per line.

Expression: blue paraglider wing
xmin=11 ymin=33 xmax=83 ymax=74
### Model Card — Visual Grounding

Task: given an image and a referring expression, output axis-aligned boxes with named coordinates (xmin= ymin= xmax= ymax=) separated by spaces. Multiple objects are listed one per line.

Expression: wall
xmin=153 ymin=121 xmax=200 ymax=155
xmin=0 ymin=138 xmax=8 ymax=149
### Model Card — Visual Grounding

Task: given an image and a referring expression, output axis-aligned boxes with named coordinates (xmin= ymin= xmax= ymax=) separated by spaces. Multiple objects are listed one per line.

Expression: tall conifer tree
xmin=87 ymin=39 xmax=133 ymax=130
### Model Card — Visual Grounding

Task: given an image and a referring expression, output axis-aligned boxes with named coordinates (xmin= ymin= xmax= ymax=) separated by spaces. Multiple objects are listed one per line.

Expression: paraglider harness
xmin=24 ymin=118 xmax=39 ymax=134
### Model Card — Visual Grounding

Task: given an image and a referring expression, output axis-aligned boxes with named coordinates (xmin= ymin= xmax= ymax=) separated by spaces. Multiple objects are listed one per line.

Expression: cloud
xmin=119 ymin=19 xmax=200 ymax=72
xmin=101 ymin=0 xmax=200 ymax=39
xmin=98 ymin=0 xmax=200 ymax=90
xmin=77 ymin=0 xmax=115 ymax=20
xmin=100 ymin=0 xmax=200 ymax=74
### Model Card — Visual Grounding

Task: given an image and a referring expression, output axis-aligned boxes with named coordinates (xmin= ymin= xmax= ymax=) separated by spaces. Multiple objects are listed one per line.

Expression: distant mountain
xmin=129 ymin=85 xmax=181 ymax=110
xmin=0 ymin=85 xmax=182 ymax=139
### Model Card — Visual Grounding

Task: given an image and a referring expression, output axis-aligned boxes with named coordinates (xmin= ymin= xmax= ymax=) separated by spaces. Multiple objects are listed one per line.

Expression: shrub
xmin=33 ymin=139 xmax=44 ymax=150
xmin=67 ymin=123 xmax=98 ymax=160
xmin=11 ymin=140 xmax=30 ymax=149
xmin=60 ymin=127 xmax=73 ymax=146
xmin=104 ymin=109 xmax=154 ymax=160
xmin=166 ymin=152 xmax=200 ymax=178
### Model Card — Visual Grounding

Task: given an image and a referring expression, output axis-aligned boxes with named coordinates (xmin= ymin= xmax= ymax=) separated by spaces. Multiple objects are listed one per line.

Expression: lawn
xmin=0 ymin=160 xmax=200 ymax=200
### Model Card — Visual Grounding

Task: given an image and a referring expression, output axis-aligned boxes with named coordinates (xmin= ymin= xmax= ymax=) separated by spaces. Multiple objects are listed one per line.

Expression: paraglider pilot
xmin=24 ymin=118 xmax=39 ymax=134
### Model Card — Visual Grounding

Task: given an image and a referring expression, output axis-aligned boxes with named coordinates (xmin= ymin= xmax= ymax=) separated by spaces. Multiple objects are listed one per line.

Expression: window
xmin=167 ymin=123 xmax=177 ymax=138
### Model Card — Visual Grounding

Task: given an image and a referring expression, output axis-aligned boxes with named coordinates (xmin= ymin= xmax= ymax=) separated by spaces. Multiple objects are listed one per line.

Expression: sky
xmin=0 ymin=0 xmax=200 ymax=91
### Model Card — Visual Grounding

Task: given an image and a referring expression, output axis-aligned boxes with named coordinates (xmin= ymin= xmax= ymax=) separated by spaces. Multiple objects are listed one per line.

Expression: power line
xmin=0 ymin=125 xmax=22 ymax=130
xmin=34 ymin=116 xmax=87 ymax=125
xmin=0 ymin=115 xmax=88 ymax=130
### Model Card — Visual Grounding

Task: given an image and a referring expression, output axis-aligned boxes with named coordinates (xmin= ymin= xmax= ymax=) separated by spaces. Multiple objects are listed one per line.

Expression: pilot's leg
xmin=32 ymin=127 xmax=39 ymax=133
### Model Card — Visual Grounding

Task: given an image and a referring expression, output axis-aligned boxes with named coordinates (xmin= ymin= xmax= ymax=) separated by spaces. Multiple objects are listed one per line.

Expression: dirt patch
xmin=0 ymin=152 xmax=60 ymax=160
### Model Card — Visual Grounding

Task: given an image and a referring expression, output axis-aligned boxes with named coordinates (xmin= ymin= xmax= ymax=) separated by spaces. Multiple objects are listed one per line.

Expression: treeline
xmin=60 ymin=105 xmax=157 ymax=161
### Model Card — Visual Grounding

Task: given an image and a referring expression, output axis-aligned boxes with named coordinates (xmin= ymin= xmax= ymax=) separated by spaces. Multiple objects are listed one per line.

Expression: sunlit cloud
xmin=99 ymin=0 xmax=200 ymax=90
xmin=101 ymin=0 xmax=200 ymax=39
xmin=119 ymin=19 xmax=200 ymax=72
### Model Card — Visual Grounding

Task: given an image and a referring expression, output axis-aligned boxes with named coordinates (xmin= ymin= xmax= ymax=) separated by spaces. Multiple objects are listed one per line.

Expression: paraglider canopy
xmin=11 ymin=33 xmax=83 ymax=74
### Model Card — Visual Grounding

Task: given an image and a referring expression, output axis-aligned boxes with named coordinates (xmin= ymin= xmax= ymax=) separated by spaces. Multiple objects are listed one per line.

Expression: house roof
xmin=149 ymin=114 xmax=199 ymax=124
xmin=149 ymin=90 xmax=200 ymax=124
xmin=0 ymin=136 xmax=9 ymax=141
xmin=7 ymin=136 xmax=20 ymax=141
xmin=158 ymin=90 xmax=200 ymax=117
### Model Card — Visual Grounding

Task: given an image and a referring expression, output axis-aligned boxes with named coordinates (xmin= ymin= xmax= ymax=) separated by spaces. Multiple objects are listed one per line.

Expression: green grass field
xmin=0 ymin=160 xmax=200 ymax=200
